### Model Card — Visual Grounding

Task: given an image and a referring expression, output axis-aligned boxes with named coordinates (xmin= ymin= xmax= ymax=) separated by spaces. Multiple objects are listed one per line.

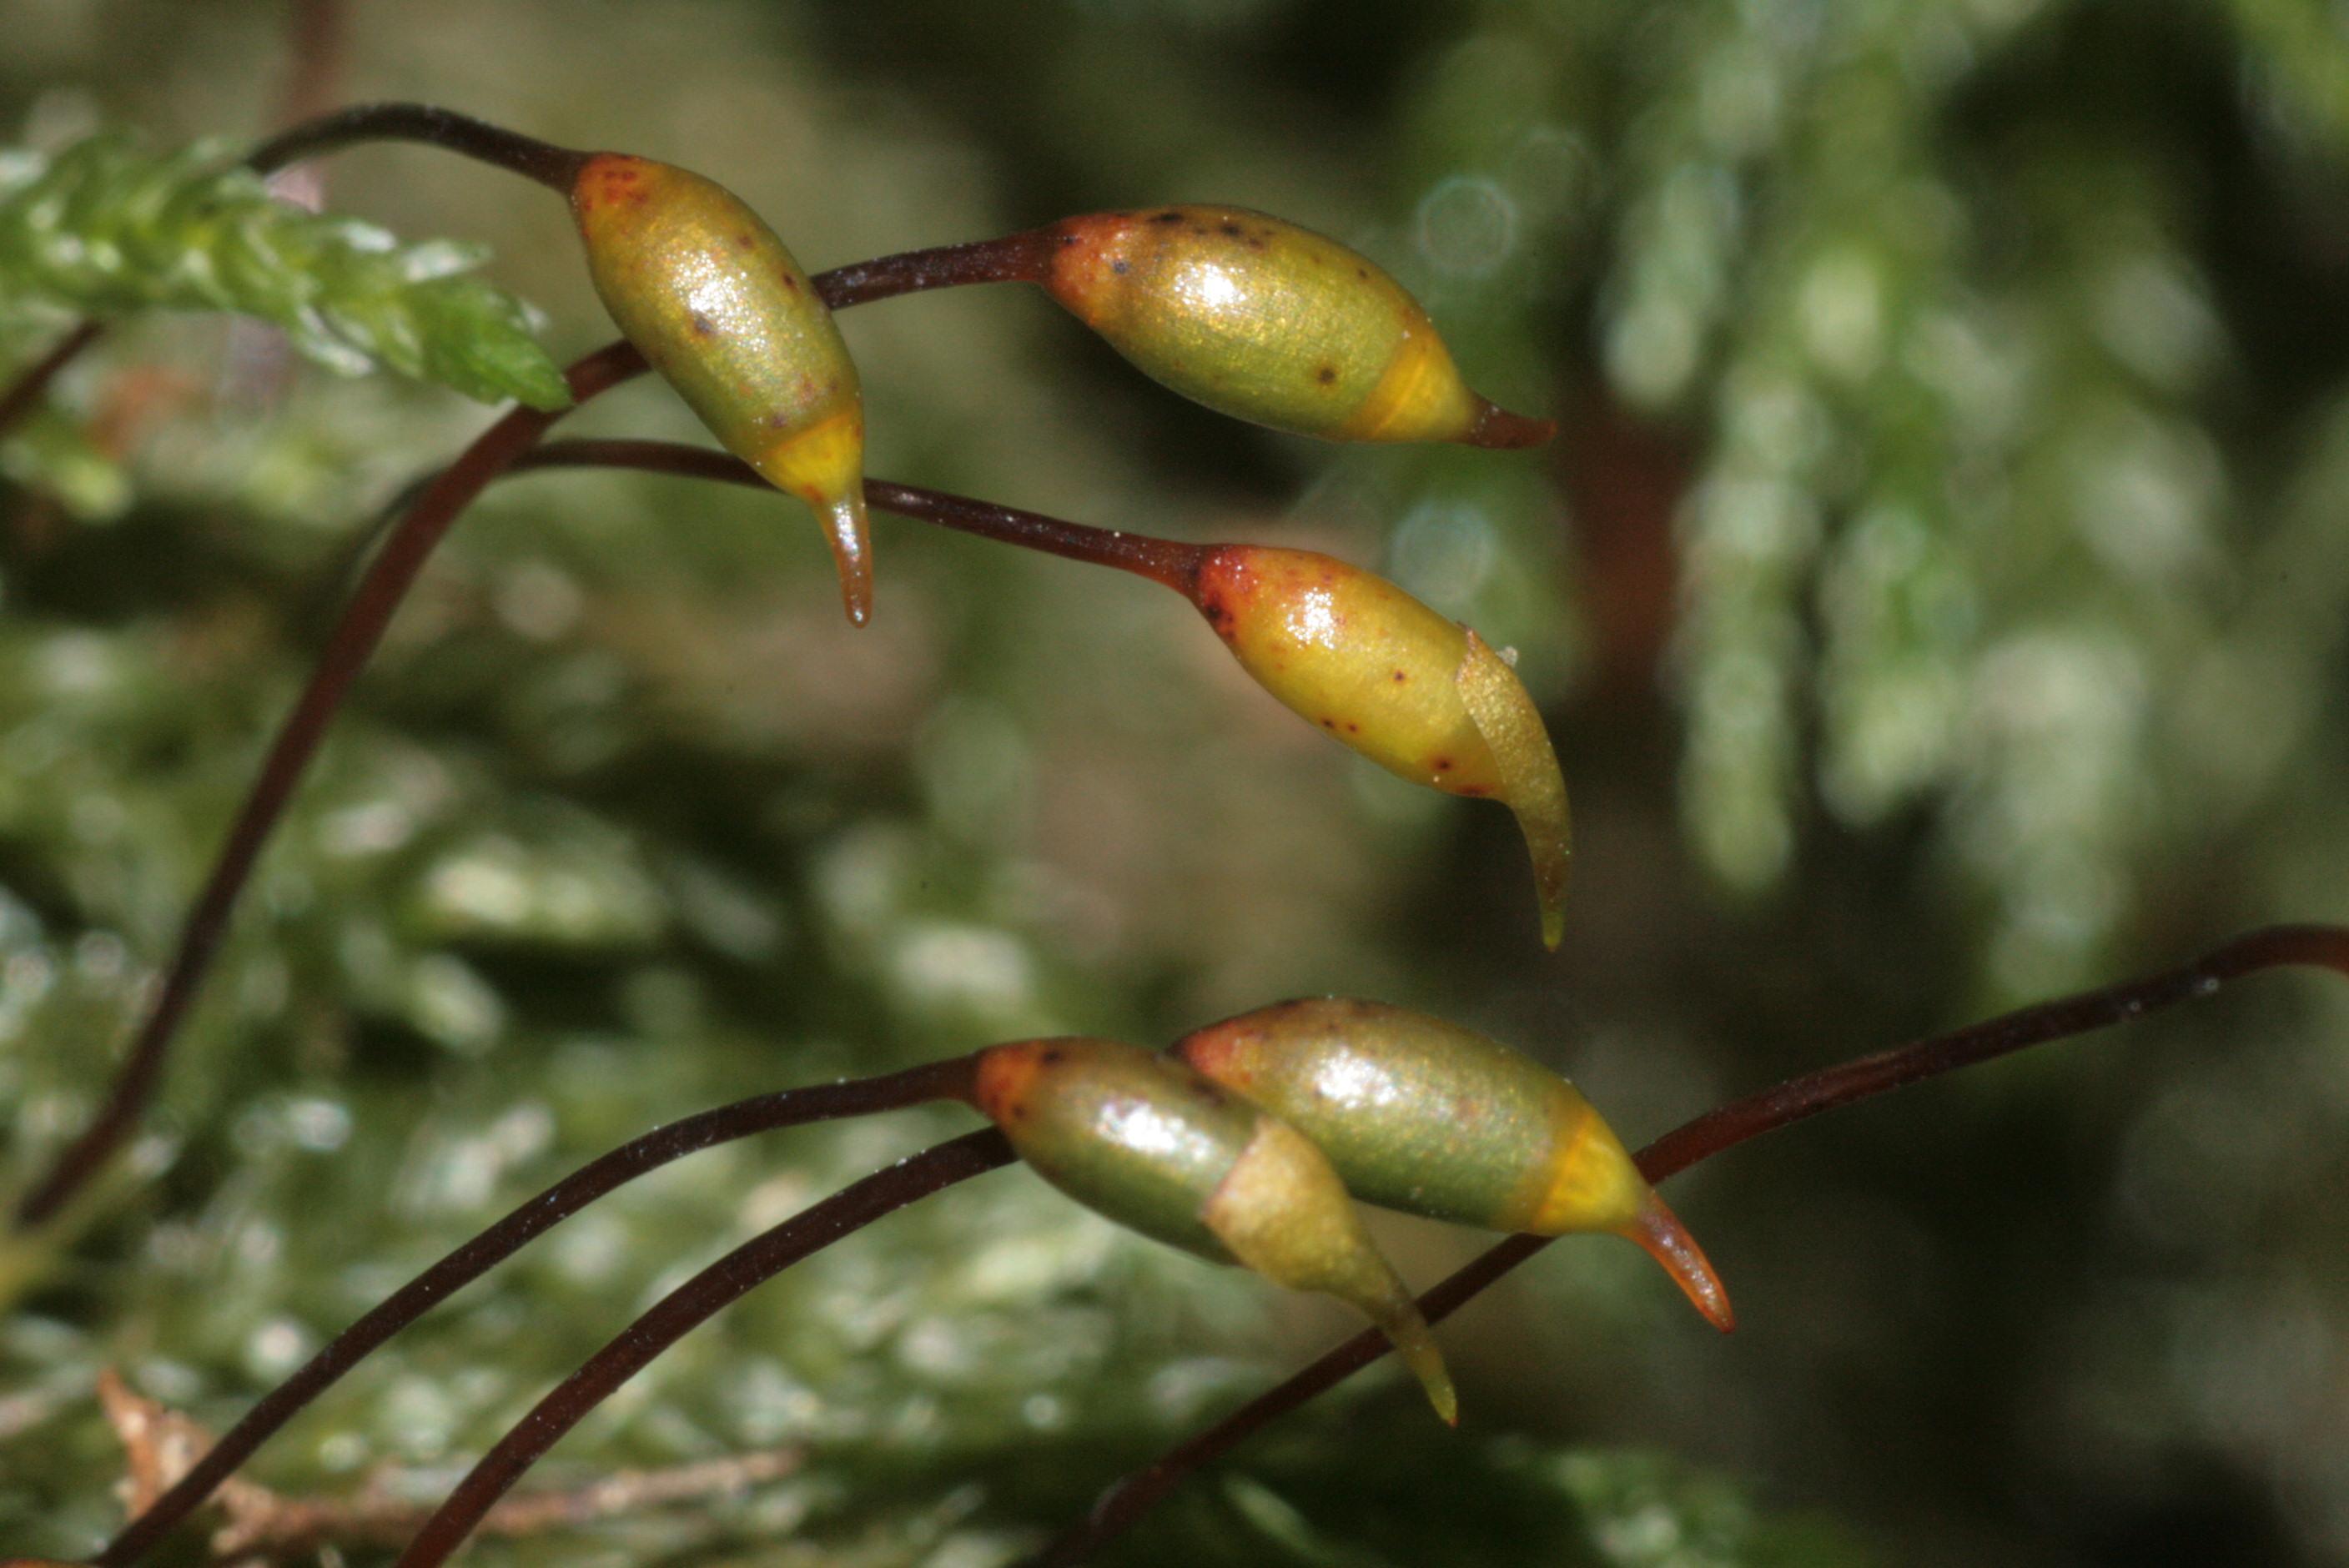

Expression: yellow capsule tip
xmin=1624 ymin=1188 xmax=1734 ymax=1334
xmin=1463 ymin=398 xmax=1557 ymax=451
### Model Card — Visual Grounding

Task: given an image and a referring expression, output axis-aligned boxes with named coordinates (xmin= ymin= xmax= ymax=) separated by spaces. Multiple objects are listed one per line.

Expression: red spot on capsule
xmin=1173 ymin=1019 xmax=1257 ymax=1089
xmin=973 ymin=1043 xmax=1048 ymax=1126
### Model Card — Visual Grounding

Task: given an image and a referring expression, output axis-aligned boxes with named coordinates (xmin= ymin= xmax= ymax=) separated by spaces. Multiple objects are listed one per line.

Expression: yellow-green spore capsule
xmin=1042 ymin=206 xmax=1553 ymax=448
xmin=571 ymin=154 xmax=873 ymax=624
xmin=1191 ymin=545 xmax=1571 ymax=946
xmin=1174 ymin=998 xmax=1733 ymax=1334
xmin=972 ymin=1037 xmax=1456 ymax=1421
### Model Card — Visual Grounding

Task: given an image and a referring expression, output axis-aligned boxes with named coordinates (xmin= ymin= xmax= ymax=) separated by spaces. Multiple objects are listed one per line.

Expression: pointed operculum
xmin=1204 ymin=1118 xmax=1457 ymax=1424
xmin=1190 ymin=546 xmax=1570 ymax=944
xmin=1455 ymin=631 xmax=1571 ymax=947
xmin=752 ymin=405 xmax=873 ymax=628
xmin=571 ymin=153 xmax=873 ymax=623
xmin=1622 ymin=1189 xmax=1735 ymax=1334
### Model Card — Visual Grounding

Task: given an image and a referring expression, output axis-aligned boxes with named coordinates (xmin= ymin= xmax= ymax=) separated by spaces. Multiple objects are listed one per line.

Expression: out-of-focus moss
xmin=4 ymin=1 xmax=2349 ymax=1565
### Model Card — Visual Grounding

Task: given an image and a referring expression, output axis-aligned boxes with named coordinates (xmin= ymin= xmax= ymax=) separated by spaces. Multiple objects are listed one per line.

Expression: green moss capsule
xmin=1174 ymin=998 xmax=1733 ymax=1333
xmin=970 ymin=1037 xmax=1456 ymax=1421
xmin=1040 ymin=205 xmax=1552 ymax=449
xmin=571 ymin=154 xmax=873 ymax=624
xmin=1190 ymin=545 xmax=1572 ymax=946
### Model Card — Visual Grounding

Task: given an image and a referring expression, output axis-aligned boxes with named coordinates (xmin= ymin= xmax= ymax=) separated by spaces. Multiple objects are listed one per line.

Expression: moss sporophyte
xmin=8 ymin=52 xmax=2348 ymax=1568
xmin=7 ymin=102 xmax=1571 ymax=1241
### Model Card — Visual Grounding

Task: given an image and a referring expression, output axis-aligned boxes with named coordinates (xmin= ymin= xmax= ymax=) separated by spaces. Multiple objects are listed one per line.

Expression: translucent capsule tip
xmin=1384 ymin=1306 xmax=1459 ymax=1425
xmin=1625 ymin=1188 xmax=1735 ymax=1334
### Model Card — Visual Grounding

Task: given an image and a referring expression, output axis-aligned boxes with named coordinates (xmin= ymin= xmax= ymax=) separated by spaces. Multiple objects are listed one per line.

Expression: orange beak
xmin=1624 ymin=1188 xmax=1734 ymax=1333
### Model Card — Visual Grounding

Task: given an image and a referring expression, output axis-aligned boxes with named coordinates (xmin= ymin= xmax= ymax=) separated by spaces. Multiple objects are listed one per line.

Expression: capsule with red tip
xmin=1188 ymin=545 xmax=1571 ymax=947
xmin=571 ymin=154 xmax=873 ymax=624
xmin=1039 ymin=205 xmax=1552 ymax=449
xmin=969 ymin=1037 xmax=1458 ymax=1422
xmin=1172 ymin=998 xmax=1733 ymax=1334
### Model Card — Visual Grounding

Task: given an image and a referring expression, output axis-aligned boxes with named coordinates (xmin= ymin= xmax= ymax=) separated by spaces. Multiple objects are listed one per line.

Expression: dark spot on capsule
xmin=1356 ymin=265 xmax=1369 ymax=279
xmin=689 ymin=311 xmax=717 ymax=338
xmin=1219 ymin=221 xmax=1240 ymax=237
xmin=1111 ymin=259 xmax=1129 ymax=274
xmin=1433 ymin=756 xmax=1453 ymax=771
xmin=1345 ymin=722 xmax=1360 ymax=733
xmin=763 ymin=410 xmax=792 ymax=429
xmin=1061 ymin=232 xmax=1079 ymax=246
xmin=1245 ymin=235 xmax=1266 ymax=251
xmin=1392 ymin=671 xmax=1407 ymax=682
xmin=735 ymin=232 xmax=756 ymax=250
xmin=1320 ymin=718 xmax=1337 ymax=730
xmin=779 ymin=274 xmax=800 ymax=293
xmin=1154 ymin=210 xmax=1185 ymax=224
xmin=1040 ymin=1047 xmax=1066 ymax=1066
xmin=1316 ymin=365 xmax=1337 ymax=385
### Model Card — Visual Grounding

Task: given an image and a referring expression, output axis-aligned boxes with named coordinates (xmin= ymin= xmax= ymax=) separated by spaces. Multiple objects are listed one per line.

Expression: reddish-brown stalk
xmin=387 ymin=1129 xmax=1016 ymax=1568
xmin=0 ymin=108 xmax=1063 ymax=446
xmin=353 ymin=923 xmax=2349 ymax=1568
xmin=94 ymin=1056 xmax=982 ymax=1567
xmin=1022 ymin=922 xmax=2349 ymax=1567
xmin=13 ymin=234 xmax=1083 ymax=1232
xmin=508 ymin=439 xmax=1205 ymax=591
xmin=11 ymin=339 xmax=639 ymax=1229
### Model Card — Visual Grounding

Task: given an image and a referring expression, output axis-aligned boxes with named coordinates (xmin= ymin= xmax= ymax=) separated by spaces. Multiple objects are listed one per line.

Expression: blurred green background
xmin=4 ymin=0 xmax=2349 ymax=1563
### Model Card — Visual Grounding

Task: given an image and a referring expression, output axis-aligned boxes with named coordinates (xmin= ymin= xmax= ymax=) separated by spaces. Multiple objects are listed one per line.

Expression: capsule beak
xmin=1454 ymin=631 xmax=1572 ymax=949
xmin=1375 ymin=1295 xmax=1460 ymax=1426
xmin=820 ymin=490 xmax=874 ymax=626
xmin=1463 ymin=398 xmax=1558 ymax=450
xmin=1623 ymin=1189 xmax=1734 ymax=1334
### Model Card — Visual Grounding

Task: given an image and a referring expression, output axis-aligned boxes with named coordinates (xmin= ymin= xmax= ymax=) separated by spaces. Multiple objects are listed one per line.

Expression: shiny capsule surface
xmin=571 ymin=154 xmax=873 ymax=622
xmin=972 ymin=1037 xmax=1456 ymax=1418
xmin=1042 ymin=206 xmax=1551 ymax=448
xmin=1192 ymin=545 xmax=1571 ymax=944
xmin=1174 ymin=998 xmax=1644 ymax=1234
xmin=1174 ymin=998 xmax=1733 ymax=1331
